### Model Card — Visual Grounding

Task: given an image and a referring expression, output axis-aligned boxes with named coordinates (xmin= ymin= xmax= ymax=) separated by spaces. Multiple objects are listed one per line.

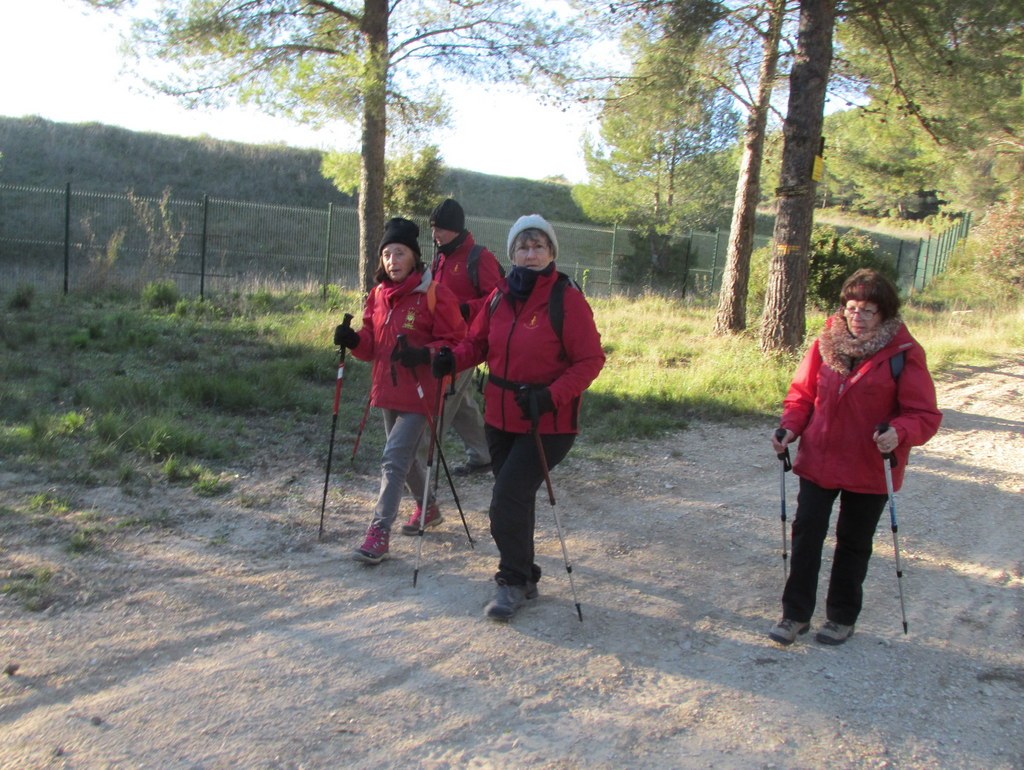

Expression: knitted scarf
xmin=818 ymin=312 xmax=903 ymax=376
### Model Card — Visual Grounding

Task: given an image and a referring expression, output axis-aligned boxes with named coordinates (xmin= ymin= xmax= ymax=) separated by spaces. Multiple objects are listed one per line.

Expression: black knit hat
xmin=429 ymin=198 xmax=465 ymax=233
xmin=378 ymin=217 xmax=421 ymax=257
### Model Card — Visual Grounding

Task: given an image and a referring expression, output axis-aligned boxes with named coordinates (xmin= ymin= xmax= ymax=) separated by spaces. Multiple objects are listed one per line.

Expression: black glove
xmin=334 ymin=324 xmax=360 ymax=350
xmin=459 ymin=303 xmax=471 ymax=322
xmin=515 ymin=386 xmax=554 ymax=421
xmin=392 ymin=344 xmax=430 ymax=369
xmin=432 ymin=346 xmax=456 ymax=379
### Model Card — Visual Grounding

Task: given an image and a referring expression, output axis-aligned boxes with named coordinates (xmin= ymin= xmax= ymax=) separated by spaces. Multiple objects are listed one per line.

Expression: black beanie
xmin=429 ymin=198 xmax=465 ymax=233
xmin=378 ymin=217 xmax=421 ymax=257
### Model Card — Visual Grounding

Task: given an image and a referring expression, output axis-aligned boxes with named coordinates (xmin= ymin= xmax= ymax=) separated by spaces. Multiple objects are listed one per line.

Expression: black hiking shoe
xmin=453 ymin=461 xmax=492 ymax=476
xmin=485 ymin=580 xmax=530 ymax=621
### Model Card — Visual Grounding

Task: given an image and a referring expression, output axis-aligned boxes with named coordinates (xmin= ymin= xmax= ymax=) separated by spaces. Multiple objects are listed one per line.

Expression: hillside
xmin=0 ymin=115 xmax=586 ymax=221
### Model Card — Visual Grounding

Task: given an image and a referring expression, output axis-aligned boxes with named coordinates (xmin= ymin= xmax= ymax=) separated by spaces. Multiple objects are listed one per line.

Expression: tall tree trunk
xmin=759 ymin=0 xmax=835 ymax=354
xmin=358 ymin=0 xmax=388 ymax=293
xmin=713 ymin=0 xmax=786 ymax=335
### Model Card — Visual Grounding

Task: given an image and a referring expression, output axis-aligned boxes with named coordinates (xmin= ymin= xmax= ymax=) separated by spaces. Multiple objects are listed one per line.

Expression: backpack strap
xmin=467 ymin=244 xmax=484 ymax=295
xmin=889 ymin=350 xmax=905 ymax=380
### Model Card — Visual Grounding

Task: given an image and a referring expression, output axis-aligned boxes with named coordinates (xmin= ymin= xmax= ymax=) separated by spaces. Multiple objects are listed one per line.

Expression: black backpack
xmin=467 ymin=244 xmax=506 ymax=297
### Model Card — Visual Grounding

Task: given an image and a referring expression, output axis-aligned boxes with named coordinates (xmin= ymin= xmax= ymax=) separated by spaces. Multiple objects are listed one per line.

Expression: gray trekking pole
xmin=319 ymin=313 xmax=353 ymax=541
xmin=877 ymin=422 xmax=909 ymax=635
xmin=774 ymin=428 xmax=792 ymax=581
xmin=526 ymin=387 xmax=583 ymax=622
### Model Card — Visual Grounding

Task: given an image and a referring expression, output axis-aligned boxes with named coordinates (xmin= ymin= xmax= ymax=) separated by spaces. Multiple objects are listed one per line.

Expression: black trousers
xmin=782 ymin=477 xmax=888 ymax=626
xmin=485 ymin=426 xmax=576 ymax=586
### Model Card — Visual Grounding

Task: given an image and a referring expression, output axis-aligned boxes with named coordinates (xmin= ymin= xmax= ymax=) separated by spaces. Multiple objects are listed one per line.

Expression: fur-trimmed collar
xmin=818 ymin=312 xmax=903 ymax=376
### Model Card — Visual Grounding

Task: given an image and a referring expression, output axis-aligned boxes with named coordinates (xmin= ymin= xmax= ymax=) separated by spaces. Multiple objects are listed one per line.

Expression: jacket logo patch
xmin=527 ymin=313 xmax=540 ymax=329
xmin=403 ymin=309 xmax=417 ymax=329
xmin=452 ymin=264 xmax=461 ymax=274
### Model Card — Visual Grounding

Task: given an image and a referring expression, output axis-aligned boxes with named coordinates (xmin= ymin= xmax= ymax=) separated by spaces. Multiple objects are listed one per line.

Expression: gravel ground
xmin=1 ymin=357 xmax=1022 ymax=769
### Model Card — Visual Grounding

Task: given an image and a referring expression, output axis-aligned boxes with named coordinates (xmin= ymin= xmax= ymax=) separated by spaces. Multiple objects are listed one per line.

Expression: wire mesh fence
xmin=0 ymin=183 xmax=966 ymax=301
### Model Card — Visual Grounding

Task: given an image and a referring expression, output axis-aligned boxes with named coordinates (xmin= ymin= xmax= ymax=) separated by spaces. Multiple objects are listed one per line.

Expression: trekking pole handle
xmin=774 ymin=428 xmax=792 ymax=471
xmin=876 ymin=423 xmax=898 ymax=468
xmin=333 ymin=313 xmax=354 ymax=347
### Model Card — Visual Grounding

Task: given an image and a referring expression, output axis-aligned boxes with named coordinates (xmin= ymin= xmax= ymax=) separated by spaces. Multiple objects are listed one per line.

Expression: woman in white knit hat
xmin=432 ymin=214 xmax=606 ymax=620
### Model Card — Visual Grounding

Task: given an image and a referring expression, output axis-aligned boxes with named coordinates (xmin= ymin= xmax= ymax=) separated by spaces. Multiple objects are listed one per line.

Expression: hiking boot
xmin=815 ymin=620 xmax=855 ymax=645
xmin=353 ymin=524 xmax=390 ymax=564
xmin=400 ymin=502 xmax=443 ymax=535
xmin=485 ymin=580 xmax=529 ymax=621
xmin=525 ymin=580 xmax=539 ymax=600
xmin=453 ymin=461 xmax=491 ymax=476
xmin=768 ymin=617 xmax=810 ymax=645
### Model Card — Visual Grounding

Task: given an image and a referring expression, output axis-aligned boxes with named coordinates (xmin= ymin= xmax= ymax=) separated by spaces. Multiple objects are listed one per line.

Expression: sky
xmin=0 ymin=0 xmax=598 ymax=184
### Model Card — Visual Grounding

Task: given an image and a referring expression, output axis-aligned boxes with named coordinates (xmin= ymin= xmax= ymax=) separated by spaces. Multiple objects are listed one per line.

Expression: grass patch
xmin=1 ymin=566 xmax=56 ymax=611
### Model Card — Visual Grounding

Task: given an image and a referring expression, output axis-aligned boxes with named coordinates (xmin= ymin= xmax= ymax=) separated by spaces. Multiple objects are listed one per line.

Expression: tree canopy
xmin=85 ymin=0 xmax=589 ymax=290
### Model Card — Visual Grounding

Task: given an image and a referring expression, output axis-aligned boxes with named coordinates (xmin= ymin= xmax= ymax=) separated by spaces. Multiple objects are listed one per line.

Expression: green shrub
xmin=8 ymin=284 xmax=35 ymax=310
xmin=748 ymin=225 xmax=898 ymax=312
xmin=973 ymin=192 xmax=1024 ymax=290
xmin=141 ymin=280 xmax=179 ymax=310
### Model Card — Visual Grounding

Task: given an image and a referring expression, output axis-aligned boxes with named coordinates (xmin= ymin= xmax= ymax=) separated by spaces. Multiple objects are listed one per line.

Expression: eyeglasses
xmin=843 ymin=305 xmax=878 ymax=319
xmin=515 ymin=242 xmax=550 ymax=255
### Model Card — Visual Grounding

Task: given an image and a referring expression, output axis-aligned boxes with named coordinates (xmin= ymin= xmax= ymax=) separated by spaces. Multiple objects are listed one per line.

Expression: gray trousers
xmin=372 ymin=409 xmax=436 ymax=531
xmin=416 ymin=368 xmax=491 ymax=467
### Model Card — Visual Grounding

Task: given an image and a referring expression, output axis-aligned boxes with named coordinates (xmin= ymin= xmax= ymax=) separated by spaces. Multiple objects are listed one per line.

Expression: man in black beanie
xmin=413 ymin=198 xmax=504 ymax=478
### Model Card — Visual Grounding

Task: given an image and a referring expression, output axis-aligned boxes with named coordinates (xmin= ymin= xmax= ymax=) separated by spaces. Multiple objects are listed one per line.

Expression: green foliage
xmin=573 ymin=27 xmax=739 ymax=260
xmin=322 ymin=145 xmax=445 ymax=217
xmin=822 ymin=104 xmax=947 ymax=218
xmin=142 ymin=280 xmax=180 ymax=310
xmin=972 ymin=192 xmax=1024 ymax=290
xmin=747 ymin=226 xmax=897 ymax=312
xmin=838 ymin=2 xmax=1024 ymax=210
xmin=8 ymin=284 xmax=35 ymax=310
xmin=805 ymin=227 xmax=896 ymax=311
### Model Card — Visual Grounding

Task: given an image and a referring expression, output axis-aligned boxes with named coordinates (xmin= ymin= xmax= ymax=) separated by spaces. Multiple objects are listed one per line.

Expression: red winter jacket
xmin=431 ymin=232 xmax=504 ymax=320
xmin=780 ymin=318 xmax=941 ymax=493
xmin=452 ymin=269 xmax=605 ymax=435
xmin=350 ymin=270 xmax=466 ymax=414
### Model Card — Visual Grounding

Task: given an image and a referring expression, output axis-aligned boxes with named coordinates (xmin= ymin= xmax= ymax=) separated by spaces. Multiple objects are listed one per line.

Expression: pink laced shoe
xmin=400 ymin=502 xmax=443 ymax=535
xmin=353 ymin=524 xmax=390 ymax=564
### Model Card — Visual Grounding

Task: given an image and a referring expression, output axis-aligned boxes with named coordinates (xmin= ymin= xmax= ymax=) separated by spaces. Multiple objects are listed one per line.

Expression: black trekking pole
xmin=319 ymin=313 xmax=353 ymax=541
xmin=526 ymin=387 xmax=583 ymax=622
xmin=350 ymin=392 xmax=372 ymax=462
xmin=395 ymin=337 xmax=475 ymax=549
xmin=774 ymin=428 xmax=792 ymax=581
xmin=877 ymin=423 xmax=909 ymax=634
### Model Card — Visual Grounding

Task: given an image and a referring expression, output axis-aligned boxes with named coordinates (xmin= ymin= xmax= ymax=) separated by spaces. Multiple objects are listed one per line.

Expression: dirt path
xmin=2 ymin=358 xmax=1022 ymax=769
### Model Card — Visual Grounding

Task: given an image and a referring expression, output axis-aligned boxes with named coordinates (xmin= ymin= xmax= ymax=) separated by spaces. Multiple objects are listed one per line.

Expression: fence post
xmin=200 ymin=194 xmax=209 ymax=300
xmin=609 ymin=224 xmax=617 ymax=295
xmin=63 ymin=182 xmax=71 ymax=295
xmin=322 ymin=202 xmax=334 ymax=300
xmin=710 ymin=227 xmax=721 ymax=296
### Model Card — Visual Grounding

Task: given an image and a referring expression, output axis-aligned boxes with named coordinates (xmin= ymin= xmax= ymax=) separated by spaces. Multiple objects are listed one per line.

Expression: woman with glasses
xmin=768 ymin=268 xmax=941 ymax=646
xmin=431 ymin=214 xmax=605 ymax=621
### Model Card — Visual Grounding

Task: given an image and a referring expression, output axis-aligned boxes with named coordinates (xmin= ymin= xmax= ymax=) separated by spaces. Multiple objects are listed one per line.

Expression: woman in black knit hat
xmin=334 ymin=217 xmax=466 ymax=563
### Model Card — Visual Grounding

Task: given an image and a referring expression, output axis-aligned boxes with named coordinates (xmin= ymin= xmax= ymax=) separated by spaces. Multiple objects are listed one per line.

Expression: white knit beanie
xmin=506 ymin=214 xmax=559 ymax=261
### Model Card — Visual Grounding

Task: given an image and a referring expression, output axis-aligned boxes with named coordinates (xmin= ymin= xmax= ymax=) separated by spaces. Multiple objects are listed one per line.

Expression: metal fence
xmin=0 ymin=183 xmax=966 ymax=300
